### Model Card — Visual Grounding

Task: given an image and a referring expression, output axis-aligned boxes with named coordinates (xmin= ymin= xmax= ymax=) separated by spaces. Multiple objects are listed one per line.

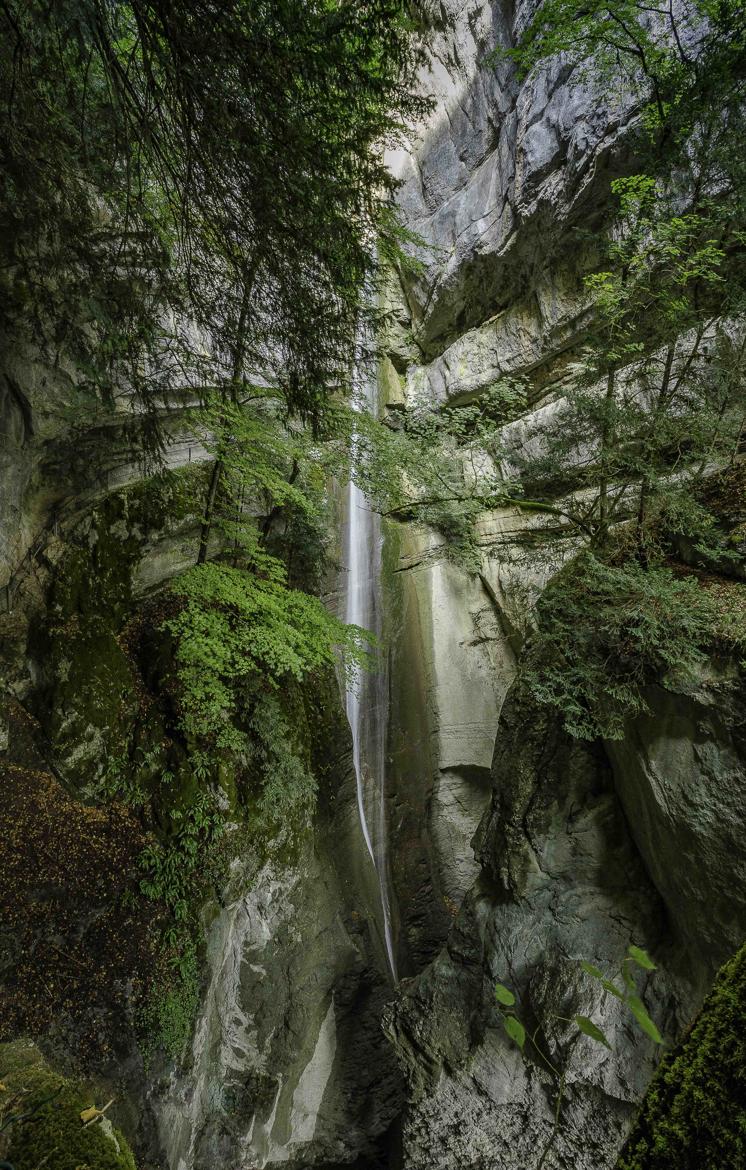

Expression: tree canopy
xmin=0 ymin=0 xmax=429 ymax=422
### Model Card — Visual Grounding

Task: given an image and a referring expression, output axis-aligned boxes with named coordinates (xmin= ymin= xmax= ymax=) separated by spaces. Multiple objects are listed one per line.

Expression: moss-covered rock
xmin=616 ymin=942 xmax=746 ymax=1170
xmin=30 ymin=465 xmax=209 ymax=795
xmin=0 ymin=1041 xmax=136 ymax=1169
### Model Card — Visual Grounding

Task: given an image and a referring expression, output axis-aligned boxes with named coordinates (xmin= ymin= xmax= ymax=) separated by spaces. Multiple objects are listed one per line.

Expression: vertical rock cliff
xmin=378 ymin=3 xmax=746 ymax=1168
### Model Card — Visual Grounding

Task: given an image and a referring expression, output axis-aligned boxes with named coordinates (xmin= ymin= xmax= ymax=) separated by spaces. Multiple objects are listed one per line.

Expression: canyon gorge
xmin=0 ymin=2 xmax=744 ymax=1169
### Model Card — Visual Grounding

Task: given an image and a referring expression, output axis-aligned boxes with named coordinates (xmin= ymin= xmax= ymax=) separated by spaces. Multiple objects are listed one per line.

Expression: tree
xmin=0 ymin=0 xmax=429 ymax=424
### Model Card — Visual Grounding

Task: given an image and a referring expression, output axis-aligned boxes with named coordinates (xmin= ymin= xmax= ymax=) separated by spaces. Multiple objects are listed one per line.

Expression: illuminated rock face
xmin=379 ymin=6 xmax=746 ymax=1170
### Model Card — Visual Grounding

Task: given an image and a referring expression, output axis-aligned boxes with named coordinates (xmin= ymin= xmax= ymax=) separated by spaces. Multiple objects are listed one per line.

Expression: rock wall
xmin=158 ymin=741 xmax=403 ymax=1170
xmin=0 ymin=422 xmax=404 ymax=1170
xmin=385 ymin=671 xmax=746 ymax=1169
xmin=379 ymin=3 xmax=746 ymax=1167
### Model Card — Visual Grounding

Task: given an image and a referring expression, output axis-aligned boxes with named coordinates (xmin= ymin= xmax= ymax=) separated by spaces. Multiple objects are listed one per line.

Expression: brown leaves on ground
xmin=0 ymin=700 xmax=164 ymax=1072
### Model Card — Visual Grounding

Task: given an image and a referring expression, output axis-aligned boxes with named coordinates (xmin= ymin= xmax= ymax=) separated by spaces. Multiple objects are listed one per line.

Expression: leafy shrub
xmin=138 ymin=790 xmax=224 ymax=931
xmin=247 ymin=693 xmax=317 ymax=832
xmin=164 ymin=561 xmax=370 ymax=753
xmin=524 ymin=554 xmax=724 ymax=740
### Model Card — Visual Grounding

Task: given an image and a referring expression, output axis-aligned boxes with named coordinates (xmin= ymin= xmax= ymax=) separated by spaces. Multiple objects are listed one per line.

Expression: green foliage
xmin=138 ymin=790 xmax=224 ymax=930
xmin=629 ymin=945 xmax=657 ymax=971
xmin=575 ymin=1015 xmax=612 ymax=1049
xmin=495 ymin=983 xmax=517 ymax=1006
xmin=496 ymin=946 xmax=661 ymax=1059
xmin=486 ymin=0 xmax=746 ymax=739
xmin=582 ymin=947 xmax=663 ymax=1045
xmin=247 ymin=694 xmax=317 ymax=834
xmin=358 ymin=376 xmax=529 ymax=567
xmin=503 ymin=1015 xmax=527 ymax=1051
xmin=135 ymin=794 xmax=222 ymax=1062
xmin=195 ymin=388 xmax=350 ymax=583
xmin=164 ymin=561 xmax=370 ymax=752
xmin=522 ymin=554 xmax=722 ymax=740
xmin=138 ymin=943 xmax=201 ymax=1066
xmin=616 ymin=942 xmax=746 ymax=1170
xmin=0 ymin=0 xmax=428 ymax=423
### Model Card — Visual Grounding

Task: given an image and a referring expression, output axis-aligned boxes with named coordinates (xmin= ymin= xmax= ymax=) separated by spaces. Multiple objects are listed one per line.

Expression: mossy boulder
xmin=617 ymin=941 xmax=746 ymax=1169
xmin=0 ymin=1041 xmax=136 ymax=1170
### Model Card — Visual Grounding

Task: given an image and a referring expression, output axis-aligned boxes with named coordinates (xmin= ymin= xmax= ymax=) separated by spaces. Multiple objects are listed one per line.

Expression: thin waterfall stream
xmin=343 ymin=368 xmax=398 ymax=983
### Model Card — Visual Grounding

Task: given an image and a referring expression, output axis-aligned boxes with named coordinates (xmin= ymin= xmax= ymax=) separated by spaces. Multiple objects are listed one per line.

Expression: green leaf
xmin=622 ymin=963 xmax=637 ymax=992
xmin=503 ymin=1015 xmax=526 ymax=1050
xmin=627 ymin=995 xmax=663 ymax=1044
xmin=495 ymin=983 xmax=516 ymax=1007
xmin=602 ymin=978 xmax=624 ymax=1000
xmin=628 ymin=945 xmax=656 ymax=971
xmin=575 ymin=1015 xmax=612 ymax=1049
xmin=580 ymin=961 xmax=605 ymax=980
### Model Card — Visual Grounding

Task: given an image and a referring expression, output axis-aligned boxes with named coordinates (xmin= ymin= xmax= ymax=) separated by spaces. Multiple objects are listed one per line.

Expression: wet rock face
xmin=391 ymin=0 xmax=639 ymax=366
xmin=157 ymin=722 xmax=404 ymax=1170
xmin=386 ymin=673 xmax=746 ymax=1170
xmin=162 ymin=862 xmax=401 ymax=1170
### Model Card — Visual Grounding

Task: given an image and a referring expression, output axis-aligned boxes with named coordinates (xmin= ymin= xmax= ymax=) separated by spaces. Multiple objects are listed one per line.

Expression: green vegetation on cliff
xmin=16 ymin=457 xmax=361 ymax=1068
xmin=378 ymin=0 xmax=746 ymax=741
xmin=616 ymin=942 xmax=746 ymax=1170
xmin=0 ymin=0 xmax=427 ymax=1078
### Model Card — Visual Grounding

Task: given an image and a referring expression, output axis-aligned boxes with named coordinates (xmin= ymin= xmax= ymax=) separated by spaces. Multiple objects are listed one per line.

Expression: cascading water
xmin=343 ymin=364 xmax=398 ymax=983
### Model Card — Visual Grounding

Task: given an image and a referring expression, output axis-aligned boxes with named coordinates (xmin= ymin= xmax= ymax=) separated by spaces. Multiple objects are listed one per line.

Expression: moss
xmin=31 ymin=465 xmax=209 ymax=796
xmin=132 ymin=463 xmax=210 ymax=530
xmin=0 ymin=1041 xmax=136 ymax=1170
xmin=305 ymin=666 xmax=353 ymax=813
xmin=137 ymin=942 xmax=200 ymax=1067
xmin=15 ymin=463 xmax=350 ymax=1069
xmin=616 ymin=942 xmax=746 ymax=1170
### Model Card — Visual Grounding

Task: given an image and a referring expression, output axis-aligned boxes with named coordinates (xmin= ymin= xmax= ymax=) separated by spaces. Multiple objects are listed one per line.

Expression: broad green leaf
xmin=495 ymin=983 xmax=516 ymax=1007
xmin=602 ymin=978 xmax=624 ymax=1000
xmin=627 ymin=995 xmax=663 ymax=1044
xmin=621 ymin=963 xmax=636 ymax=992
xmin=628 ymin=945 xmax=656 ymax=971
xmin=503 ymin=1015 xmax=526 ymax=1050
xmin=575 ymin=1015 xmax=612 ymax=1049
xmin=580 ymin=961 xmax=605 ymax=980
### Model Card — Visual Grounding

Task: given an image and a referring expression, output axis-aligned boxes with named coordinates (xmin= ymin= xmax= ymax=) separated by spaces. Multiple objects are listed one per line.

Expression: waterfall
xmin=343 ymin=363 xmax=398 ymax=983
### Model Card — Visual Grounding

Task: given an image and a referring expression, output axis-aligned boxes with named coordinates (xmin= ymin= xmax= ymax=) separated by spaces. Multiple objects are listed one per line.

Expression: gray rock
xmin=391 ymin=0 xmax=639 ymax=358
xmin=386 ymin=665 xmax=746 ymax=1170
xmin=607 ymin=666 xmax=746 ymax=981
xmin=156 ymin=739 xmax=403 ymax=1170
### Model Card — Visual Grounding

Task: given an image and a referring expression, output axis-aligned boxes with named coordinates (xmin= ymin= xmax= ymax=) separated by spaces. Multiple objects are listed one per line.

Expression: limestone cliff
xmin=379 ymin=3 xmax=746 ymax=1168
